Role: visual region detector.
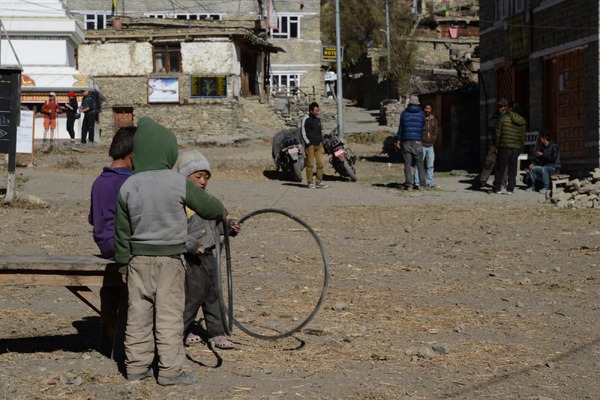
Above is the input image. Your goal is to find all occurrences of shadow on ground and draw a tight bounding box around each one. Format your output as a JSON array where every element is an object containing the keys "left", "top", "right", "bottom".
[
  {"left": 263, "top": 170, "right": 354, "bottom": 184},
  {"left": 0, "top": 316, "right": 101, "bottom": 354}
]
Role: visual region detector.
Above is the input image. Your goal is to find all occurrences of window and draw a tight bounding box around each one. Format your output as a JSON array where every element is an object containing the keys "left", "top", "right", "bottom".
[
  {"left": 514, "top": 0, "right": 525, "bottom": 12},
  {"left": 84, "top": 13, "right": 109, "bottom": 30},
  {"left": 270, "top": 15, "right": 300, "bottom": 39},
  {"left": 145, "top": 13, "right": 221, "bottom": 20},
  {"left": 153, "top": 44, "right": 181, "bottom": 73},
  {"left": 495, "top": 0, "right": 528, "bottom": 21},
  {"left": 269, "top": 72, "right": 300, "bottom": 95}
]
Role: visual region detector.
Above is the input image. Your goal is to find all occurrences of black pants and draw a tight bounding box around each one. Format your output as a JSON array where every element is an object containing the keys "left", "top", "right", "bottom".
[
  {"left": 493, "top": 148, "right": 520, "bottom": 192},
  {"left": 81, "top": 112, "right": 95, "bottom": 143},
  {"left": 479, "top": 145, "right": 507, "bottom": 186},
  {"left": 182, "top": 254, "right": 224, "bottom": 338},
  {"left": 66, "top": 117, "right": 76, "bottom": 140}
]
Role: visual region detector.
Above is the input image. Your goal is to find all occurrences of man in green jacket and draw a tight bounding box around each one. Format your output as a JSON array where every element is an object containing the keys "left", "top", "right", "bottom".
[{"left": 492, "top": 99, "right": 527, "bottom": 194}]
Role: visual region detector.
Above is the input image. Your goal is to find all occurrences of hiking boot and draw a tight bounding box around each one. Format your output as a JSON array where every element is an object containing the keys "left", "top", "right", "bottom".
[
  {"left": 316, "top": 182, "right": 328, "bottom": 189},
  {"left": 127, "top": 369, "right": 153, "bottom": 382},
  {"left": 157, "top": 371, "right": 198, "bottom": 386}
]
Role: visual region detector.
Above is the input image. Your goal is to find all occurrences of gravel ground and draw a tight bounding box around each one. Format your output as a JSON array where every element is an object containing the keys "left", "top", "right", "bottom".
[{"left": 1, "top": 120, "right": 599, "bottom": 400}]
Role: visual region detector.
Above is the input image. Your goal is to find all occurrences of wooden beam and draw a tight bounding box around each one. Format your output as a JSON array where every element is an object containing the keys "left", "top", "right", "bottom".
[
  {"left": 0, "top": 255, "right": 114, "bottom": 271},
  {"left": 0, "top": 273, "right": 121, "bottom": 287}
]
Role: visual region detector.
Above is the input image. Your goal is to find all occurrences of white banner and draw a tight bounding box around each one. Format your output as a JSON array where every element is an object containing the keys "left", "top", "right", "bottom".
[{"left": 17, "top": 110, "right": 34, "bottom": 154}]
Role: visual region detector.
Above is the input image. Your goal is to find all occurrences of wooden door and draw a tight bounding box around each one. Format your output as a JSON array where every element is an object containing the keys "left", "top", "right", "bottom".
[
  {"left": 545, "top": 49, "right": 585, "bottom": 158},
  {"left": 113, "top": 108, "right": 134, "bottom": 134}
]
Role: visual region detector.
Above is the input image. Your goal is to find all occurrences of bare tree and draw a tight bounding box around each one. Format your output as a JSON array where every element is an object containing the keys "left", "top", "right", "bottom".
[{"left": 321, "top": 0, "right": 417, "bottom": 92}]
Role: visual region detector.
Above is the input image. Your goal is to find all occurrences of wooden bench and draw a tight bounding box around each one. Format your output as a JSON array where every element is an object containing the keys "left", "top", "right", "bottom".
[
  {"left": 517, "top": 131, "right": 539, "bottom": 175},
  {"left": 0, "top": 255, "right": 123, "bottom": 355}
]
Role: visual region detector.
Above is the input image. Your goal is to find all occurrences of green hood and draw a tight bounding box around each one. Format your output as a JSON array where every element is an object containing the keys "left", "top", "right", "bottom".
[{"left": 132, "top": 117, "right": 179, "bottom": 173}]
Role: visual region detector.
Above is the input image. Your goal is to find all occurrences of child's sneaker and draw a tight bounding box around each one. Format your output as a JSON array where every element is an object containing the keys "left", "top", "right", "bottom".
[
  {"left": 157, "top": 371, "right": 198, "bottom": 386},
  {"left": 316, "top": 182, "right": 328, "bottom": 189}
]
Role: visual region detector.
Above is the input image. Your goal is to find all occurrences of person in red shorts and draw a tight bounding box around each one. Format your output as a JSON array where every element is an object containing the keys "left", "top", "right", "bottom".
[{"left": 42, "top": 92, "right": 60, "bottom": 144}]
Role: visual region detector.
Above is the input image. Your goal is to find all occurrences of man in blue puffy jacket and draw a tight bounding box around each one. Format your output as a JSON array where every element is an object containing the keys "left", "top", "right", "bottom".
[{"left": 396, "top": 95, "right": 426, "bottom": 190}]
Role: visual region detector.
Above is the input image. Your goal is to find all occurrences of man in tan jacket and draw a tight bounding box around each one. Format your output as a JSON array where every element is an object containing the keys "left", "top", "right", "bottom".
[{"left": 414, "top": 103, "right": 438, "bottom": 188}]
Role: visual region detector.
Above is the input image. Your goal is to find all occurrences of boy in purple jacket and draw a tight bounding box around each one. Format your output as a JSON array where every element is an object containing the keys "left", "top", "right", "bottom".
[
  {"left": 88, "top": 126, "right": 136, "bottom": 359},
  {"left": 89, "top": 126, "right": 136, "bottom": 258}
]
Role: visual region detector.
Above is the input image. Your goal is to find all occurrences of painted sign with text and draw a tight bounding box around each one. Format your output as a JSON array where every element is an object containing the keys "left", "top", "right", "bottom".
[{"left": 191, "top": 75, "right": 227, "bottom": 98}]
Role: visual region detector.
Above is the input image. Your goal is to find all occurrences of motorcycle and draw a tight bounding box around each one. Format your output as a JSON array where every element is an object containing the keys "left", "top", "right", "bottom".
[
  {"left": 272, "top": 128, "right": 305, "bottom": 182},
  {"left": 322, "top": 130, "right": 357, "bottom": 181}
]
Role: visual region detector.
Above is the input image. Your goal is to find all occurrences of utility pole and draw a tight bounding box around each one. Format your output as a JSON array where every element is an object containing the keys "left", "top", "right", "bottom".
[
  {"left": 335, "top": 0, "right": 344, "bottom": 140},
  {"left": 385, "top": 0, "right": 391, "bottom": 72}
]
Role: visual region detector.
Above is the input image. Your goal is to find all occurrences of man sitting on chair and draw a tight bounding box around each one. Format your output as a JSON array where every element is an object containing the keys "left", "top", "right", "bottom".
[{"left": 527, "top": 130, "right": 560, "bottom": 193}]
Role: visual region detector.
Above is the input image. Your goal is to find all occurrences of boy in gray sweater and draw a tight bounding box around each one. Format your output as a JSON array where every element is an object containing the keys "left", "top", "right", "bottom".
[{"left": 177, "top": 150, "right": 239, "bottom": 350}]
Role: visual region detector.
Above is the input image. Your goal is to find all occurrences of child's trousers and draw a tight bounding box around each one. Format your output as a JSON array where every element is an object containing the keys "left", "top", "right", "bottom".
[{"left": 125, "top": 255, "right": 186, "bottom": 379}]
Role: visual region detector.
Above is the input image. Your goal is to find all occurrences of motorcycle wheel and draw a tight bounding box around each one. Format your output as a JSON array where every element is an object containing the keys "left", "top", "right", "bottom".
[
  {"left": 293, "top": 161, "right": 303, "bottom": 182},
  {"left": 342, "top": 158, "right": 357, "bottom": 181}
]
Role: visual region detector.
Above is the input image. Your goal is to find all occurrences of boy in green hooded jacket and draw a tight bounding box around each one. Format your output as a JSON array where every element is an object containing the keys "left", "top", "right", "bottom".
[{"left": 114, "top": 117, "right": 226, "bottom": 386}]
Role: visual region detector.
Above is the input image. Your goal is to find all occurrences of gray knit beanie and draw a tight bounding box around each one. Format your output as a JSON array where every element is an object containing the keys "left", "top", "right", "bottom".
[{"left": 177, "top": 150, "right": 212, "bottom": 177}]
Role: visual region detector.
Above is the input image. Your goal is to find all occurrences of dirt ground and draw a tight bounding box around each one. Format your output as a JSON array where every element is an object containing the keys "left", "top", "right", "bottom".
[{"left": 1, "top": 134, "right": 600, "bottom": 400}]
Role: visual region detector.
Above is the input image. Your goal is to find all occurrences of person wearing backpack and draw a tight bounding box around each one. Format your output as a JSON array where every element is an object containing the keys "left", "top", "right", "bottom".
[{"left": 79, "top": 90, "right": 97, "bottom": 145}]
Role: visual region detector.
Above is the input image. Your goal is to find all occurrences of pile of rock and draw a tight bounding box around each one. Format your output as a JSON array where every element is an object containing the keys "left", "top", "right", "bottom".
[{"left": 548, "top": 168, "right": 600, "bottom": 209}]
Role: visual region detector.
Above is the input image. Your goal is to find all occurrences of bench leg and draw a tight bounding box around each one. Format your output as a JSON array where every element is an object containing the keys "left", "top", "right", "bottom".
[
  {"left": 99, "top": 286, "right": 123, "bottom": 357},
  {"left": 111, "top": 286, "right": 128, "bottom": 367}
]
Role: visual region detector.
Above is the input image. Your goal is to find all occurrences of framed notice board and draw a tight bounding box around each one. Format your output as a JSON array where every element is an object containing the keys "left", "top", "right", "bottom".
[
  {"left": 148, "top": 77, "right": 180, "bottom": 103},
  {"left": 191, "top": 75, "right": 227, "bottom": 98}
]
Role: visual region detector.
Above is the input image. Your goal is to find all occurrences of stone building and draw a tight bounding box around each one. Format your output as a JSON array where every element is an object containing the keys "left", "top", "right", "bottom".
[
  {"left": 479, "top": 0, "right": 599, "bottom": 175},
  {"left": 65, "top": 0, "right": 323, "bottom": 139}
]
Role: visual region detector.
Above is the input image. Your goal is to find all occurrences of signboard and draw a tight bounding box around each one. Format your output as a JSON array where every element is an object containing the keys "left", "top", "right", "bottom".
[
  {"left": 148, "top": 77, "right": 180, "bottom": 103},
  {"left": 322, "top": 46, "right": 343, "bottom": 63},
  {"left": 191, "top": 75, "right": 228, "bottom": 98},
  {"left": 0, "top": 68, "right": 21, "bottom": 154},
  {"left": 17, "top": 110, "right": 34, "bottom": 154},
  {"left": 0, "top": 67, "right": 22, "bottom": 204}
]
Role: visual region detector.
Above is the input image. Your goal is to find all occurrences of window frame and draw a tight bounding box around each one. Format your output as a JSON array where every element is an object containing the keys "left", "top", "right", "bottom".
[
  {"left": 270, "top": 15, "right": 301, "bottom": 39},
  {"left": 495, "top": 0, "right": 528, "bottom": 22},
  {"left": 84, "top": 13, "right": 109, "bottom": 30},
  {"left": 269, "top": 72, "right": 301, "bottom": 95},
  {"left": 152, "top": 44, "right": 182, "bottom": 74},
  {"left": 145, "top": 12, "right": 222, "bottom": 21},
  {"left": 514, "top": 0, "right": 526, "bottom": 12}
]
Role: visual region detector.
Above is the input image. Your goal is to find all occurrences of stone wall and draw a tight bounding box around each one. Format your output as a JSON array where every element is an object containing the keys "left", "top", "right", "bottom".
[
  {"left": 380, "top": 100, "right": 404, "bottom": 128},
  {"left": 94, "top": 76, "right": 242, "bottom": 141},
  {"left": 79, "top": 42, "right": 153, "bottom": 76},
  {"left": 413, "top": 39, "right": 478, "bottom": 67}
]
